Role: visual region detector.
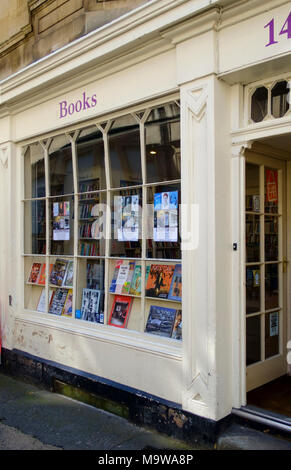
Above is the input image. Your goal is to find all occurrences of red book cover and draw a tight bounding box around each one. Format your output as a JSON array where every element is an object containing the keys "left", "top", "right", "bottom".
[
  {"left": 27, "top": 262, "right": 42, "bottom": 284},
  {"left": 108, "top": 295, "right": 133, "bottom": 329},
  {"left": 38, "top": 264, "right": 53, "bottom": 286}
]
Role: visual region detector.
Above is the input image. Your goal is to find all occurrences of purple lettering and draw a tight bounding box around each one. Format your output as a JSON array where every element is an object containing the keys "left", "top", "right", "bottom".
[
  {"left": 68, "top": 103, "right": 75, "bottom": 115},
  {"left": 59, "top": 100, "right": 68, "bottom": 118},
  {"left": 91, "top": 94, "right": 97, "bottom": 107},
  {"left": 75, "top": 100, "right": 82, "bottom": 112},
  {"left": 82, "top": 92, "right": 91, "bottom": 110}
]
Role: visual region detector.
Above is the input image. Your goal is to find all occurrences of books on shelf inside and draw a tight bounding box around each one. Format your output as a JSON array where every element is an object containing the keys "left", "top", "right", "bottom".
[
  {"left": 49, "top": 259, "right": 73, "bottom": 288},
  {"left": 145, "top": 264, "right": 176, "bottom": 300},
  {"left": 108, "top": 295, "right": 133, "bottom": 328},
  {"left": 38, "top": 287, "right": 73, "bottom": 316},
  {"left": 145, "top": 305, "right": 182, "bottom": 340},
  {"left": 27, "top": 262, "right": 42, "bottom": 284}
]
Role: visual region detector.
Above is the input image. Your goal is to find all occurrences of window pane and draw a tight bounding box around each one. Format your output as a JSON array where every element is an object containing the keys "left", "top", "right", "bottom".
[
  {"left": 265, "top": 168, "right": 279, "bottom": 214},
  {"left": 110, "top": 188, "right": 142, "bottom": 258},
  {"left": 245, "top": 163, "right": 260, "bottom": 212},
  {"left": 246, "top": 266, "right": 261, "bottom": 314},
  {"left": 251, "top": 87, "right": 268, "bottom": 123},
  {"left": 24, "top": 143, "right": 45, "bottom": 199},
  {"left": 24, "top": 200, "right": 46, "bottom": 255},
  {"left": 265, "top": 263, "right": 279, "bottom": 310},
  {"left": 76, "top": 258, "right": 105, "bottom": 324},
  {"left": 49, "top": 134, "right": 73, "bottom": 196},
  {"left": 108, "top": 115, "right": 142, "bottom": 188},
  {"left": 48, "top": 256, "right": 74, "bottom": 316},
  {"left": 145, "top": 103, "right": 180, "bottom": 183},
  {"left": 265, "top": 216, "right": 278, "bottom": 261},
  {"left": 146, "top": 183, "right": 181, "bottom": 259},
  {"left": 246, "top": 315, "right": 261, "bottom": 365},
  {"left": 271, "top": 81, "right": 289, "bottom": 118},
  {"left": 76, "top": 126, "right": 106, "bottom": 191},
  {"left": 50, "top": 196, "right": 74, "bottom": 255},
  {"left": 246, "top": 214, "right": 260, "bottom": 263},
  {"left": 78, "top": 192, "right": 106, "bottom": 256}
]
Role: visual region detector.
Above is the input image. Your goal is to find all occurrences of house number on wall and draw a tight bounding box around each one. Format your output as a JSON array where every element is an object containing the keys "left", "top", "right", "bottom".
[{"left": 265, "top": 11, "right": 291, "bottom": 47}]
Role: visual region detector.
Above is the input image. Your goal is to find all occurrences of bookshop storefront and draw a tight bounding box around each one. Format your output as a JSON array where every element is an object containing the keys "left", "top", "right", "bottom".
[{"left": 0, "top": 0, "right": 291, "bottom": 436}]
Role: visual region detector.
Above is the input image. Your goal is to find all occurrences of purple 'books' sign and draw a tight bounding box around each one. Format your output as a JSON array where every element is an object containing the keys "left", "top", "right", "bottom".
[{"left": 59, "top": 92, "right": 97, "bottom": 118}]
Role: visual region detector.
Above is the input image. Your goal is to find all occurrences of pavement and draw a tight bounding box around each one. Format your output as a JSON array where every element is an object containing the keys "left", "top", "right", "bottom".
[{"left": 0, "top": 371, "right": 291, "bottom": 451}]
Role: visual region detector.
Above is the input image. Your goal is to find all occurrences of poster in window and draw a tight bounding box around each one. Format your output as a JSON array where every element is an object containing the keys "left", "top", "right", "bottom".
[
  {"left": 115, "top": 195, "right": 139, "bottom": 242},
  {"left": 153, "top": 191, "right": 178, "bottom": 242},
  {"left": 53, "top": 201, "right": 70, "bottom": 241},
  {"left": 270, "top": 312, "right": 279, "bottom": 337}
]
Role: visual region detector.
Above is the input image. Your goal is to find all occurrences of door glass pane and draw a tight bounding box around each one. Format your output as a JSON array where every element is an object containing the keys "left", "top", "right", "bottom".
[
  {"left": 246, "top": 214, "right": 260, "bottom": 263},
  {"left": 265, "top": 263, "right": 279, "bottom": 310},
  {"left": 265, "top": 168, "right": 279, "bottom": 214},
  {"left": 108, "top": 114, "right": 142, "bottom": 189},
  {"left": 246, "top": 163, "right": 260, "bottom": 212},
  {"left": 246, "top": 266, "right": 261, "bottom": 314},
  {"left": 265, "top": 216, "right": 278, "bottom": 261},
  {"left": 265, "top": 312, "right": 280, "bottom": 359},
  {"left": 246, "top": 315, "right": 261, "bottom": 365}
]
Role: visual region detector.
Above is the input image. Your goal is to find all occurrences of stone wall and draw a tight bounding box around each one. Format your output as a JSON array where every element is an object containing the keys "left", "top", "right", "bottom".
[{"left": 0, "top": 0, "right": 150, "bottom": 80}]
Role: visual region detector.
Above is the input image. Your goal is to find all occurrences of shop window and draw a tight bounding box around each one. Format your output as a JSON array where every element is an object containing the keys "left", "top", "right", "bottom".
[
  {"left": 271, "top": 80, "right": 289, "bottom": 118},
  {"left": 251, "top": 87, "right": 268, "bottom": 123},
  {"left": 23, "top": 100, "right": 182, "bottom": 343}
]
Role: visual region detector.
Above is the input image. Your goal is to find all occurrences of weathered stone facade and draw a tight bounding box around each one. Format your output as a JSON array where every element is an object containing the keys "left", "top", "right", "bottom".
[{"left": 0, "top": 0, "right": 150, "bottom": 80}]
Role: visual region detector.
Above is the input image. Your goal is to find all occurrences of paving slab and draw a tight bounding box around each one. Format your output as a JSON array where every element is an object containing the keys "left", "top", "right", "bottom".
[{"left": 217, "top": 424, "right": 291, "bottom": 450}]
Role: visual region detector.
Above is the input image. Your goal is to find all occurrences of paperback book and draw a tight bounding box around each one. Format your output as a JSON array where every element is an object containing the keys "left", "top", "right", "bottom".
[
  {"left": 63, "top": 261, "right": 74, "bottom": 287},
  {"left": 129, "top": 265, "right": 150, "bottom": 296},
  {"left": 171, "top": 310, "right": 182, "bottom": 341},
  {"left": 48, "top": 288, "right": 68, "bottom": 315},
  {"left": 62, "top": 289, "right": 73, "bottom": 317},
  {"left": 109, "top": 260, "right": 135, "bottom": 294},
  {"left": 37, "top": 264, "right": 54, "bottom": 286},
  {"left": 81, "top": 288, "right": 102, "bottom": 323},
  {"left": 37, "top": 288, "right": 54, "bottom": 313},
  {"left": 145, "top": 264, "right": 175, "bottom": 299},
  {"left": 145, "top": 305, "right": 177, "bottom": 338},
  {"left": 50, "top": 259, "right": 69, "bottom": 287},
  {"left": 108, "top": 295, "right": 133, "bottom": 328},
  {"left": 168, "top": 264, "right": 182, "bottom": 302},
  {"left": 27, "top": 262, "right": 42, "bottom": 284}
]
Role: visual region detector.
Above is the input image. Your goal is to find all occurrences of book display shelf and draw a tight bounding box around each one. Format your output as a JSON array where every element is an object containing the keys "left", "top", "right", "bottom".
[{"left": 23, "top": 101, "right": 182, "bottom": 342}]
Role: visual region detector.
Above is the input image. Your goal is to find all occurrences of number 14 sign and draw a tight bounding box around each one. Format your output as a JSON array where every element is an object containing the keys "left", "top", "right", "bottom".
[{"left": 265, "top": 11, "right": 291, "bottom": 47}]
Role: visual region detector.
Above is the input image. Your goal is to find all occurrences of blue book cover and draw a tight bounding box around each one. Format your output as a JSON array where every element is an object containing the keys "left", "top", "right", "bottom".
[{"left": 168, "top": 264, "right": 182, "bottom": 301}]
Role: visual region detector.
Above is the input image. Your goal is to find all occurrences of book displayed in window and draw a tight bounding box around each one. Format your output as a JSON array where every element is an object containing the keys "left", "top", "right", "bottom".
[
  {"left": 37, "top": 288, "right": 54, "bottom": 313},
  {"left": 168, "top": 264, "right": 182, "bottom": 302},
  {"left": 81, "top": 288, "right": 102, "bottom": 323},
  {"left": 171, "top": 310, "right": 182, "bottom": 340},
  {"left": 27, "top": 262, "right": 42, "bottom": 284},
  {"left": 86, "top": 261, "right": 104, "bottom": 290},
  {"left": 153, "top": 191, "right": 178, "bottom": 242},
  {"left": 109, "top": 295, "right": 133, "bottom": 328},
  {"left": 109, "top": 260, "right": 135, "bottom": 294},
  {"left": 145, "top": 264, "right": 175, "bottom": 299},
  {"left": 129, "top": 265, "right": 150, "bottom": 296},
  {"left": 62, "top": 289, "right": 73, "bottom": 317},
  {"left": 37, "top": 263, "right": 54, "bottom": 286},
  {"left": 50, "top": 259, "right": 69, "bottom": 287},
  {"left": 115, "top": 195, "right": 139, "bottom": 242},
  {"left": 48, "top": 288, "right": 69, "bottom": 315},
  {"left": 53, "top": 201, "right": 70, "bottom": 241},
  {"left": 145, "top": 305, "right": 179, "bottom": 338},
  {"left": 63, "top": 261, "right": 74, "bottom": 287}
]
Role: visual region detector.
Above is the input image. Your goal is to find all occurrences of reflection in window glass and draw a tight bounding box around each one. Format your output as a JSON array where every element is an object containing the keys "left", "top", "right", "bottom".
[
  {"left": 110, "top": 188, "right": 142, "bottom": 258},
  {"left": 271, "top": 81, "right": 289, "bottom": 118},
  {"left": 245, "top": 163, "right": 260, "bottom": 212},
  {"left": 108, "top": 115, "right": 142, "bottom": 189},
  {"left": 251, "top": 87, "right": 268, "bottom": 123},
  {"left": 246, "top": 266, "right": 261, "bottom": 314},
  {"left": 76, "top": 127, "right": 106, "bottom": 192},
  {"left": 146, "top": 183, "right": 181, "bottom": 259},
  {"left": 145, "top": 103, "right": 180, "bottom": 183},
  {"left": 24, "top": 200, "right": 46, "bottom": 255},
  {"left": 246, "top": 315, "right": 261, "bottom": 365},
  {"left": 24, "top": 143, "right": 45, "bottom": 199},
  {"left": 50, "top": 196, "right": 74, "bottom": 256},
  {"left": 49, "top": 135, "right": 73, "bottom": 196}
]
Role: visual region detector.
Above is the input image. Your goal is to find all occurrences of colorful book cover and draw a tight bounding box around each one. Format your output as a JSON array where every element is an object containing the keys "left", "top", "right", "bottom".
[
  {"left": 168, "top": 264, "right": 182, "bottom": 301},
  {"left": 108, "top": 295, "right": 133, "bottom": 328},
  {"left": 48, "top": 288, "right": 68, "bottom": 315},
  {"left": 49, "top": 259, "right": 69, "bottom": 287},
  {"left": 109, "top": 260, "right": 123, "bottom": 293},
  {"left": 171, "top": 310, "right": 182, "bottom": 341},
  {"left": 145, "top": 264, "right": 175, "bottom": 299},
  {"left": 81, "top": 288, "right": 101, "bottom": 323},
  {"left": 37, "top": 264, "right": 53, "bottom": 286},
  {"left": 27, "top": 262, "right": 42, "bottom": 284},
  {"left": 129, "top": 265, "right": 150, "bottom": 296},
  {"left": 145, "top": 305, "right": 177, "bottom": 338},
  {"left": 62, "top": 289, "right": 73, "bottom": 317},
  {"left": 63, "top": 261, "right": 74, "bottom": 287},
  {"left": 37, "top": 288, "right": 54, "bottom": 313},
  {"left": 121, "top": 261, "right": 135, "bottom": 294}
]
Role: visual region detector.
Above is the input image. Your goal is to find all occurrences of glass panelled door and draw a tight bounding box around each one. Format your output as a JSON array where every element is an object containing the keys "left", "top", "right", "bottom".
[{"left": 245, "top": 154, "right": 287, "bottom": 392}]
